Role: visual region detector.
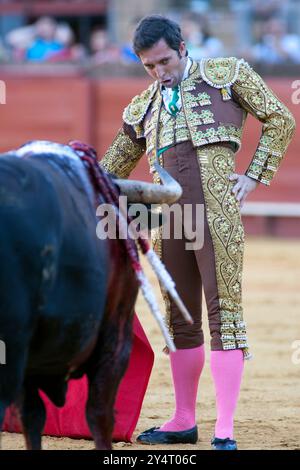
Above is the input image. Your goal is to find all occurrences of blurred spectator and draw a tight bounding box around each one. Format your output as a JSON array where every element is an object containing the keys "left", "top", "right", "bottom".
[
  {"left": 181, "top": 12, "right": 225, "bottom": 59},
  {"left": 250, "top": 0, "right": 285, "bottom": 20},
  {"left": 5, "top": 22, "right": 36, "bottom": 61},
  {"left": 230, "top": 0, "right": 291, "bottom": 48},
  {"left": 246, "top": 17, "right": 300, "bottom": 64},
  {"left": 50, "top": 23, "right": 86, "bottom": 62},
  {"left": 26, "top": 17, "right": 65, "bottom": 61},
  {"left": 250, "top": 0, "right": 290, "bottom": 43},
  {"left": 189, "top": 0, "right": 210, "bottom": 13},
  {"left": 89, "top": 28, "right": 120, "bottom": 64},
  {"left": 5, "top": 16, "right": 83, "bottom": 63},
  {"left": 120, "top": 43, "right": 139, "bottom": 64},
  {"left": 120, "top": 18, "right": 140, "bottom": 64}
]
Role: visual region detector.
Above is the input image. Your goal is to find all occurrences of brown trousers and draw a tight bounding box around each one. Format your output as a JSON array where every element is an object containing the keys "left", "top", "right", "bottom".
[{"left": 161, "top": 141, "right": 235, "bottom": 351}]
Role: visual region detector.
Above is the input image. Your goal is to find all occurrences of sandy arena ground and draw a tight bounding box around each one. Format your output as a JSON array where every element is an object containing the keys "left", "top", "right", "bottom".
[{"left": 2, "top": 237, "right": 300, "bottom": 450}]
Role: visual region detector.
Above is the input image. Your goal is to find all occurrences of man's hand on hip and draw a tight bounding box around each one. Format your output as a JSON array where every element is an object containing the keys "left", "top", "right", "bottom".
[{"left": 228, "top": 174, "right": 259, "bottom": 207}]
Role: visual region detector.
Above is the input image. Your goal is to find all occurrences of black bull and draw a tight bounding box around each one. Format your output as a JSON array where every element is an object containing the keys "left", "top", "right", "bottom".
[{"left": 0, "top": 150, "right": 141, "bottom": 450}]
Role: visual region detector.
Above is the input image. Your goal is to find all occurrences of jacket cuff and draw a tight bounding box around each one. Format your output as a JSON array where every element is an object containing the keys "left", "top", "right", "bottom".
[{"left": 245, "top": 145, "right": 283, "bottom": 186}]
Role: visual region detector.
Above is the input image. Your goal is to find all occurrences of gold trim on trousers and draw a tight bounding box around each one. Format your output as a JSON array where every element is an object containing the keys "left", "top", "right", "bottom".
[{"left": 153, "top": 142, "right": 250, "bottom": 359}]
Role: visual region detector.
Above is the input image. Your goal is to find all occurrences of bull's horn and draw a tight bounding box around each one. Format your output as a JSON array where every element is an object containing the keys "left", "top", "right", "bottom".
[{"left": 115, "top": 161, "right": 182, "bottom": 204}]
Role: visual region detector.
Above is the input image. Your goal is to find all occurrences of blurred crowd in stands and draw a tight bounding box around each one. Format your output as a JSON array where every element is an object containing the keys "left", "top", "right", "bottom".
[{"left": 0, "top": 0, "right": 300, "bottom": 66}]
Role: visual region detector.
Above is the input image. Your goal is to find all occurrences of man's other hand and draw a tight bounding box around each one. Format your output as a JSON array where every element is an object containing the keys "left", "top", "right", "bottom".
[{"left": 228, "top": 174, "right": 259, "bottom": 207}]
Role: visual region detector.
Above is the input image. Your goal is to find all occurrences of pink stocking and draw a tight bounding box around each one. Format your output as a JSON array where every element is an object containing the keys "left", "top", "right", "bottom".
[
  {"left": 159, "top": 344, "right": 205, "bottom": 432},
  {"left": 210, "top": 349, "right": 244, "bottom": 439}
]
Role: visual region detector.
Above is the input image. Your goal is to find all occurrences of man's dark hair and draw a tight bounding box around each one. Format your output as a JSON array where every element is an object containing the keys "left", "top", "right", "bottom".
[{"left": 133, "top": 15, "right": 186, "bottom": 56}]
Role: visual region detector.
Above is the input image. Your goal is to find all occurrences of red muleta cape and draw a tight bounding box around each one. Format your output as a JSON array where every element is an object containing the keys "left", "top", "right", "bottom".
[{"left": 3, "top": 314, "right": 153, "bottom": 442}]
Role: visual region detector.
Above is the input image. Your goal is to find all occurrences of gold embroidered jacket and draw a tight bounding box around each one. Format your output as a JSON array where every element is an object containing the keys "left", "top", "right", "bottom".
[{"left": 101, "top": 57, "right": 296, "bottom": 186}]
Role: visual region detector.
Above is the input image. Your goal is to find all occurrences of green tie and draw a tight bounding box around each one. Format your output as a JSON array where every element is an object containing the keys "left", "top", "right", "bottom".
[{"left": 168, "top": 86, "right": 179, "bottom": 116}]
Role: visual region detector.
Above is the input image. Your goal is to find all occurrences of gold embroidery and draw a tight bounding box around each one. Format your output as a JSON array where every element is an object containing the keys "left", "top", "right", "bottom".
[
  {"left": 157, "top": 106, "right": 190, "bottom": 149},
  {"left": 198, "top": 92, "right": 212, "bottom": 106},
  {"left": 184, "top": 91, "right": 203, "bottom": 108},
  {"left": 123, "top": 82, "right": 158, "bottom": 127},
  {"left": 100, "top": 128, "right": 145, "bottom": 179},
  {"left": 189, "top": 124, "right": 242, "bottom": 149},
  {"left": 196, "top": 145, "right": 250, "bottom": 359},
  {"left": 181, "top": 83, "right": 243, "bottom": 150},
  {"left": 232, "top": 60, "right": 296, "bottom": 185},
  {"left": 145, "top": 93, "right": 162, "bottom": 158},
  {"left": 200, "top": 57, "right": 241, "bottom": 88},
  {"left": 199, "top": 109, "right": 215, "bottom": 124}
]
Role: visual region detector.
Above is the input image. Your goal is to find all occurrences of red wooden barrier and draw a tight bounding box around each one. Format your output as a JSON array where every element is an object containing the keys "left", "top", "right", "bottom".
[{"left": 0, "top": 76, "right": 93, "bottom": 150}]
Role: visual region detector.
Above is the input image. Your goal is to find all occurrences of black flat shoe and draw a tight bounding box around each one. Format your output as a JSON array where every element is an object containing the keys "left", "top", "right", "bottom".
[{"left": 136, "top": 426, "right": 198, "bottom": 445}]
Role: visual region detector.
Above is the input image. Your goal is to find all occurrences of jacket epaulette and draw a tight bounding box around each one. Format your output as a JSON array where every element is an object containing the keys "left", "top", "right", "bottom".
[
  {"left": 123, "top": 82, "right": 159, "bottom": 126},
  {"left": 200, "top": 57, "right": 247, "bottom": 89}
]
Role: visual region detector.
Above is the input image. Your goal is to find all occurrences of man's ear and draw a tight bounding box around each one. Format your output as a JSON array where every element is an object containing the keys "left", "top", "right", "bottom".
[{"left": 179, "top": 41, "right": 186, "bottom": 58}]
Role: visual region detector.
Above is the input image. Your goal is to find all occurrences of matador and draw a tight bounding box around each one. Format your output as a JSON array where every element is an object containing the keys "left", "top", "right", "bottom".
[{"left": 100, "top": 15, "right": 295, "bottom": 450}]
